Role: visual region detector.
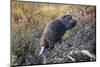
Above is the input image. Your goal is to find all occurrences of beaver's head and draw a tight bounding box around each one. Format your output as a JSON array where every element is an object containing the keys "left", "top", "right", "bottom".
[{"left": 62, "top": 15, "right": 77, "bottom": 29}]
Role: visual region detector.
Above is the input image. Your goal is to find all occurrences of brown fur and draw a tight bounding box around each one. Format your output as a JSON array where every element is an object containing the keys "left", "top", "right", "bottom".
[{"left": 40, "top": 34, "right": 48, "bottom": 46}]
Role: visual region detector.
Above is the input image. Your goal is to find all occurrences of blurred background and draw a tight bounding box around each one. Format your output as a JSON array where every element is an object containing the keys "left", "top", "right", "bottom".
[{"left": 11, "top": 0, "right": 96, "bottom": 66}]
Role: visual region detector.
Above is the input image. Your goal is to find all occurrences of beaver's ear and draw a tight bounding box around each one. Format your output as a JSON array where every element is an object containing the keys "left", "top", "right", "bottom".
[
  {"left": 62, "top": 15, "right": 66, "bottom": 19},
  {"left": 62, "top": 15, "right": 72, "bottom": 21}
]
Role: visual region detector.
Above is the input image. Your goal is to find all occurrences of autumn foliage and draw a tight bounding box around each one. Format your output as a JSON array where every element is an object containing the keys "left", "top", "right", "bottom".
[{"left": 11, "top": 0, "right": 96, "bottom": 66}]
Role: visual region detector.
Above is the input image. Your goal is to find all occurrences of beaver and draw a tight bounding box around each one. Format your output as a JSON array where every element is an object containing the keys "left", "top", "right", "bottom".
[{"left": 39, "top": 15, "right": 77, "bottom": 55}]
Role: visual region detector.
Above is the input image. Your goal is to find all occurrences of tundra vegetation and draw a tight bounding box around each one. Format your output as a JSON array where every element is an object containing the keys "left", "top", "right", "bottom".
[{"left": 11, "top": 0, "right": 96, "bottom": 66}]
